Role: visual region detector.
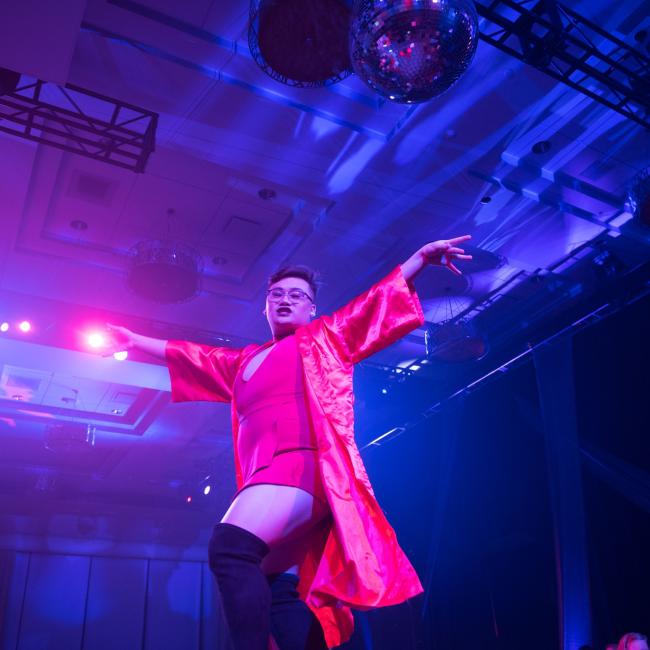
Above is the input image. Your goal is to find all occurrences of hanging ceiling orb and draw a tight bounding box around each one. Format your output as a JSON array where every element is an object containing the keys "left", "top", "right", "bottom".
[
  {"left": 249, "top": 0, "right": 353, "bottom": 87},
  {"left": 127, "top": 240, "right": 203, "bottom": 303},
  {"left": 350, "top": 0, "right": 479, "bottom": 103}
]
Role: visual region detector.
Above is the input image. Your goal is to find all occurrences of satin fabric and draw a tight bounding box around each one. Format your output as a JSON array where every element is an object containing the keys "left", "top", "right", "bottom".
[
  {"left": 166, "top": 265, "right": 425, "bottom": 648},
  {"left": 234, "top": 334, "right": 315, "bottom": 484}
]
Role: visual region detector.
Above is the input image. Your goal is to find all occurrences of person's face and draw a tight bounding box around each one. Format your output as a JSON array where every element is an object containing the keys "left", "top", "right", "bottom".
[
  {"left": 628, "top": 641, "right": 649, "bottom": 650},
  {"left": 264, "top": 276, "right": 316, "bottom": 339}
]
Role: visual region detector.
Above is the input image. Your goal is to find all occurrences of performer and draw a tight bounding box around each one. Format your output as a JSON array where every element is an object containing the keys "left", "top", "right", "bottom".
[{"left": 105, "top": 236, "right": 472, "bottom": 650}]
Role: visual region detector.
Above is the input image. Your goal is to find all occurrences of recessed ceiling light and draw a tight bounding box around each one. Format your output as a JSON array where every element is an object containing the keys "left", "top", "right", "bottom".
[
  {"left": 532, "top": 140, "right": 551, "bottom": 154},
  {"left": 258, "top": 188, "right": 276, "bottom": 200},
  {"left": 212, "top": 256, "right": 227, "bottom": 266},
  {"left": 70, "top": 219, "right": 88, "bottom": 230}
]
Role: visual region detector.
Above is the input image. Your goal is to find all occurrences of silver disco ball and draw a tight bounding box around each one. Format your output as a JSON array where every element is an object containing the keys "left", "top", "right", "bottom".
[{"left": 350, "top": 0, "right": 479, "bottom": 103}]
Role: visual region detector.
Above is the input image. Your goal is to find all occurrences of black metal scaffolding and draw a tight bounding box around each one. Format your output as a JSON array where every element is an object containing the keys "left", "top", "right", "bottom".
[
  {"left": 475, "top": 0, "right": 650, "bottom": 130},
  {"left": 0, "top": 75, "right": 158, "bottom": 172}
]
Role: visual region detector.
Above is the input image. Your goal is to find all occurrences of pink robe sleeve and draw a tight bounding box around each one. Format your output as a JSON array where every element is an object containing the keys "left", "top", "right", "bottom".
[
  {"left": 165, "top": 340, "right": 245, "bottom": 403},
  {"left": 318, "top": 265, "right": 425, "bottom": 364}
]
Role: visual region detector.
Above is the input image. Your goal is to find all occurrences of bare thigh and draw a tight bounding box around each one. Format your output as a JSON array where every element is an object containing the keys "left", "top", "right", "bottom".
[{"left": 220, "top": 484, "right": 331, "bottom": 575}]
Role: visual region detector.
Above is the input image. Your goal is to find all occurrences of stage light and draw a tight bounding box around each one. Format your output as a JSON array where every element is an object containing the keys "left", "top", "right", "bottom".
[
  {"left": 87, "top": 332, "right": 105, "bottom": 348},
  {"left": 203, "top": 485, "right": 211, "bottom": 496},
  {"left": 18, "top": 320, "right": 31, "bottom": 333},
  {"left": 186, "top": 496, "right": 192, "bottom": 504},
  {"left": 113, "top": 351, "right": 128, "bottom": 361},
  {"left": 0, "top": 322, "right": 9, "bottom": 332},
  {"left": 381, "top": 388, "right": 388, "bottom": 395}
]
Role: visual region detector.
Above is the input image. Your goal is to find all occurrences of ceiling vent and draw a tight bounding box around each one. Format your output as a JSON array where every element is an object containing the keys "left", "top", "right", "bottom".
[{"left": 67, "top": 170, "right": 116, "bottom": 206}]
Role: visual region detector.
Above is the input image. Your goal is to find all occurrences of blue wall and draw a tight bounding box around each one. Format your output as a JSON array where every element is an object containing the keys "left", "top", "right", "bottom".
[{"left": 0, "top": 550, "right": 230, "bottom": 650}]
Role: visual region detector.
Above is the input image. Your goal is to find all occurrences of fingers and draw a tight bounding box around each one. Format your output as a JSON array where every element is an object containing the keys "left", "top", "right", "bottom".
[
  {"left": 447, "top": 262, "right": 462, "bottom": 275},
  {"left": 445, "top": 247, "right": 473, "bottom": 261},
  {"left": 447, "top": 235, "right": 472, "bottom": 245}
]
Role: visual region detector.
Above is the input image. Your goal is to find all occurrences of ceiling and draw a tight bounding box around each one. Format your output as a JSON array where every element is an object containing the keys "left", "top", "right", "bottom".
[{"left": 0, "top": 0, "right": 648, "bottom": 556}]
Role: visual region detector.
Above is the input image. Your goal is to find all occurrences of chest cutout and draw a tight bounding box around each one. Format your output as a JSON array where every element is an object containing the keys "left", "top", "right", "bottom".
[{"left": 242, "top": 344, "right": 276, "bottom": 382}]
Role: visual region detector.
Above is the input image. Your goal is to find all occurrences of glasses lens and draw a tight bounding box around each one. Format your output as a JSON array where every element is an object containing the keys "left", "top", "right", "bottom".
[{"left": 268, "top": 289, "right": 309, "bottom": 302}]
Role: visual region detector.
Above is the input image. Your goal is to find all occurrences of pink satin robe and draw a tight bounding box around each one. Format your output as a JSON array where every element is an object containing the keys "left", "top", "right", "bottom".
[{"left": 165, "top": 265, "right": 425, "bottom": 648}]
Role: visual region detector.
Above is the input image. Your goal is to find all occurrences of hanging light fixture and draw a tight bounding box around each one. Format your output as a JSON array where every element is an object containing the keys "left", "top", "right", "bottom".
[
  {"left": 425, "top": 320, "right": 487, "bottom": 362},
  {"left": 627, "top": 167, "right": 650, "bottom": 228},
  {"left": 44, "top": 423, "right": 96, "bottom": 453},
  {"left": 249, "top": 0, "right": 353, "bottom": 86},
  {"left": 127, "top": 239, "right": 203, "bottom": 303}
]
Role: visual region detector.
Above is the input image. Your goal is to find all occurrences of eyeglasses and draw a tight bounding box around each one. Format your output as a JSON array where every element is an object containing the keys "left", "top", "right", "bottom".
[{"left": 266, "top": 288, "right": 313, "bottom": 303}]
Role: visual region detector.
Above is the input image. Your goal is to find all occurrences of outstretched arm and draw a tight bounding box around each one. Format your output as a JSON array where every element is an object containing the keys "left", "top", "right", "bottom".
[
  {"left": 400, "top": 235, "right": 473, "bottom": 287},
  {"left": 104, "top": 324, "right": 246, "bottom": 403},
  {"left": 315, "top": 234, "right": 473, "bottom": 363}
]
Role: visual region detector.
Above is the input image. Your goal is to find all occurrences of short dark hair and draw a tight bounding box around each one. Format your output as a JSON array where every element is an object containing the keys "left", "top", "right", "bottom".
[{"left": 268, "top": 265, "right": 319, "bottom": 299}]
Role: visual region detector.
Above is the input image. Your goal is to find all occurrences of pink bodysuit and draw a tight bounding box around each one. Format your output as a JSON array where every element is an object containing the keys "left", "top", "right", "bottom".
[{"left": 232, "top": 334, "right": 327, "bottom": 506}]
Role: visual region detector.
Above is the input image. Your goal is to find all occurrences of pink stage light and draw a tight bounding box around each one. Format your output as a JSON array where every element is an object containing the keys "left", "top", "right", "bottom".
[
  {"left": 18, "top": 321, "right": 31, "bottom": 333},
  {"left": 87, "top": 332, "right": 106, "bottom": 348},
  {"left": 0, "top": 322, "right": 9, "bottom": 332},
  {"left": 186, "top": 496, "right": 192, "bottom": 504},
  {"left": 113, "top": 350, "right": 128, "bottom": 361}
]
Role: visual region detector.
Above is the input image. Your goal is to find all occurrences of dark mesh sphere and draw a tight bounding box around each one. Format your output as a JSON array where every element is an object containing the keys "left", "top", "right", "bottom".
[
  {"left": 250, "top": 0, "right": 352, "bottom": 86},
  {"left": 351, "top": 0, "right": 479, "bottom": 103}
]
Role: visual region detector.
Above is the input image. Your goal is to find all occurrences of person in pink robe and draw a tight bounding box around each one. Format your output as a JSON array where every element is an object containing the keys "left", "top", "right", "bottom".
[{"left": 105, "top": 236, "right": 472, "bottom": 649}]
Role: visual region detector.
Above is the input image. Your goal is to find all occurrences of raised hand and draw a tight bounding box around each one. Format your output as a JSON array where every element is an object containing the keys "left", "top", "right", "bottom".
[
  {"left": 419, "top": 235, "right": 473, "bottom": 275},
  {"left": 102, "top": 323, "right": 136, "bottom": 357}
]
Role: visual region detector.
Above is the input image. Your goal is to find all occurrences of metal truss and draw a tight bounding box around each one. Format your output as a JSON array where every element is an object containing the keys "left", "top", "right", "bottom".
[
  {"left": 0, "top": 76, "right": 158, "bottom": 172},
  {"left": 361, "top": 260, "right": 650, "bottom": 450},
  {"left": 475, "top": 0, "right": 650, "bottom": 129}
]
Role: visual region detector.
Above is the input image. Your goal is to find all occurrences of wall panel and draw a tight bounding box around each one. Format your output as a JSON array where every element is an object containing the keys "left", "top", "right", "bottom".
[
  {"left": 82, "top": 556, "right": 148, "bottom": 650},
  {"left": 144, "top": 560, "right": 202, "bottom": 650},
  {"left": 18, "top": 554, "right": 90, "bottom": 650}
]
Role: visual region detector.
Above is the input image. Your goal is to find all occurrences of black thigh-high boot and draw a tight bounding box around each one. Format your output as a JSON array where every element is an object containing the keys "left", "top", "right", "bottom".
[
  {"left": 208, "top": 522, "right": 272, "bottom": 650},
  {"left": 267, "top": 572, "right": 328, "bottom": 650}
]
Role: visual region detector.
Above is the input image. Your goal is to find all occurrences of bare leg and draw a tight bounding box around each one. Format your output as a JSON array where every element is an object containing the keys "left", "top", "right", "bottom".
[
  {"left": 219, "top": 485, "right": 331, "bottom": 649},
  {"left": 220, "top": 484, "right": 331, "bottom": 551}
]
